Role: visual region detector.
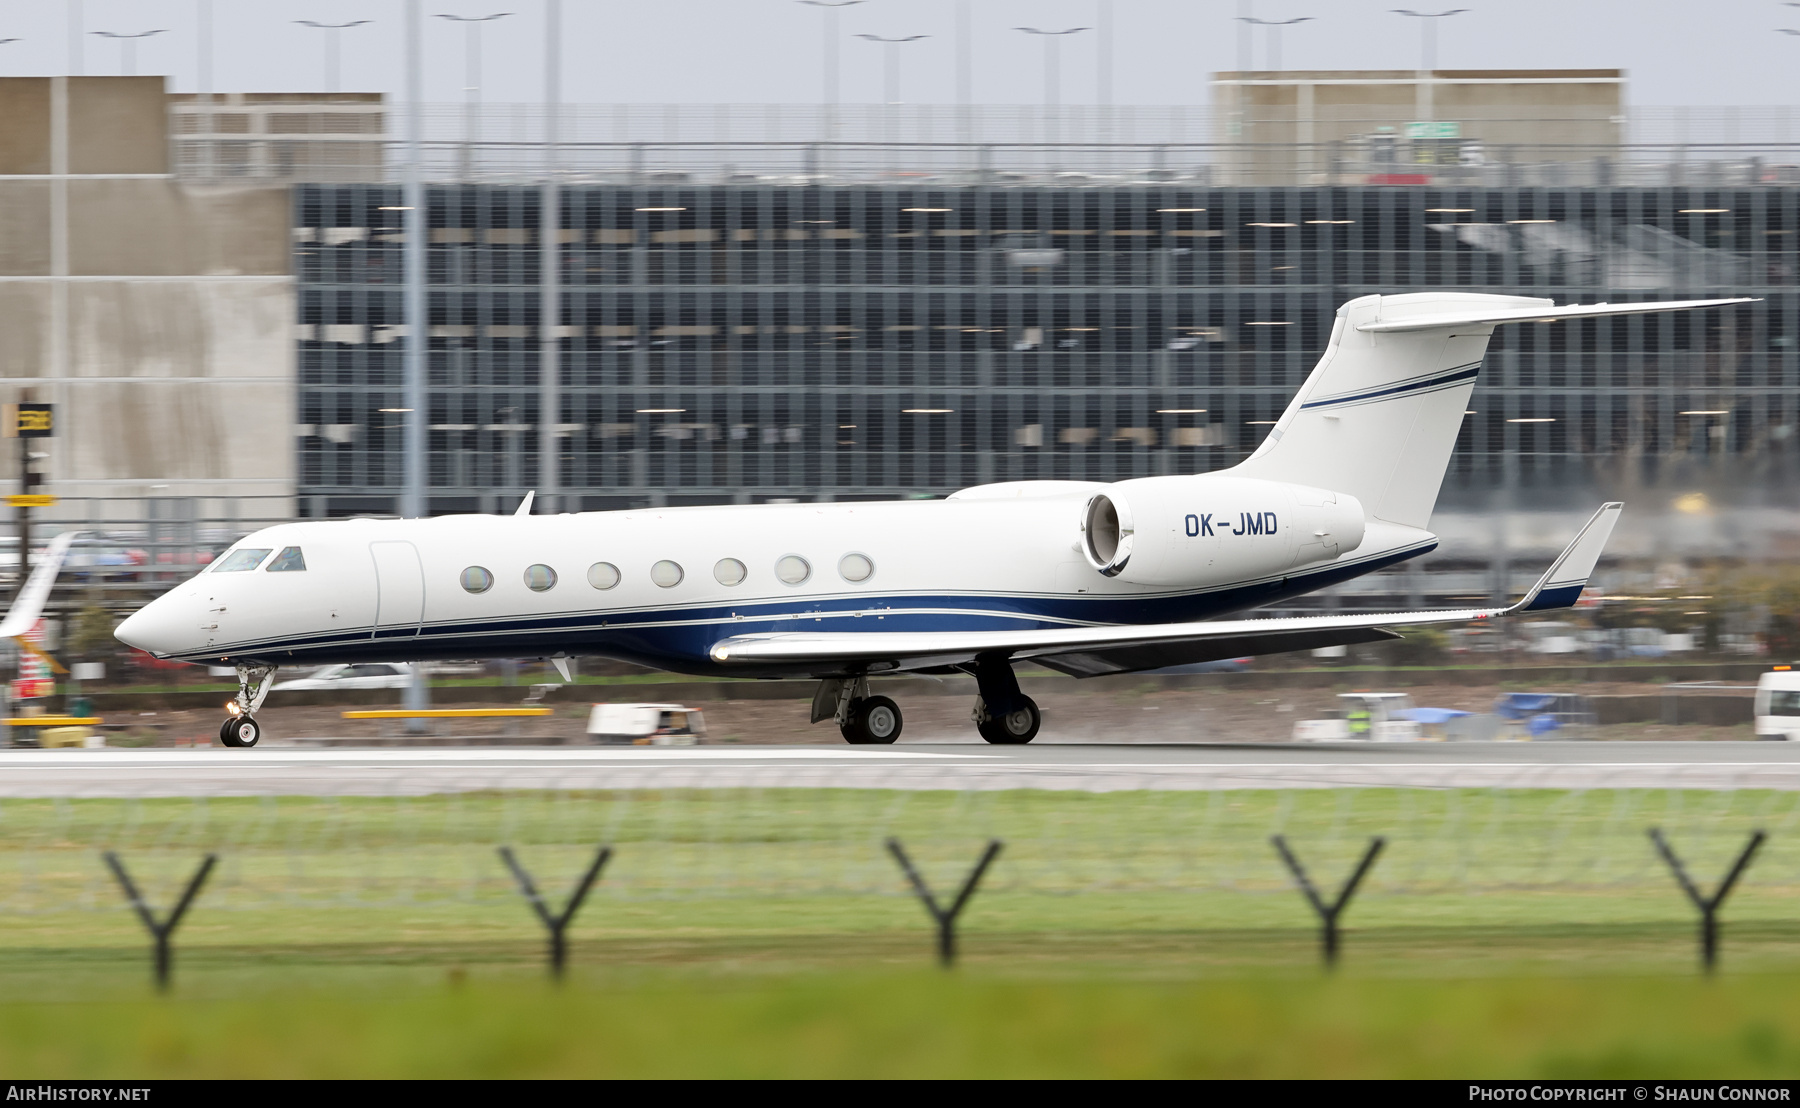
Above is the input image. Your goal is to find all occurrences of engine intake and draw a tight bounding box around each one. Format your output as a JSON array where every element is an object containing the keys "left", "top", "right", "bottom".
[{"left": 1082, "top": 494, "right": 1133, "bottom": 576}]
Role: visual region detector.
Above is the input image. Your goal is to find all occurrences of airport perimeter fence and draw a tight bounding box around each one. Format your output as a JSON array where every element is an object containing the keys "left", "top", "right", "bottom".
[{"left": 1, "top": 782, "right": 1798, "bottom": 921}]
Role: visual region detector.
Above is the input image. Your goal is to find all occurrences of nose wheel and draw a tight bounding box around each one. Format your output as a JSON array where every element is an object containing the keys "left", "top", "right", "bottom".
[
  {"left": 219, "top": 715, "right": 261, "bottom": 748},
  {"left": 219, "top": 663, "right": 277, "bottom": 749}
]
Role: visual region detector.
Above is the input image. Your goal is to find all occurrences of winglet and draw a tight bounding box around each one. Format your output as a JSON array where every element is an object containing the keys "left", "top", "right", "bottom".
[
  {"left": 515, "top": 491, "right": 536, "bottom": 517},
  {"left": 0, "top": 530, "right": 79, "bottom": 640},
  {"left": 1507, "top": 503, "right": 1622, "bottom": 614}
]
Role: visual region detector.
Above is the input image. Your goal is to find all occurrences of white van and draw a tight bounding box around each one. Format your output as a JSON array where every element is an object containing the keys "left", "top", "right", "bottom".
[
  {"left": 587, "top": 703, "right": 707, "bottom": 745},
  {"left": 1754, "top": 669, "right": 1800, "bottom": 740}
]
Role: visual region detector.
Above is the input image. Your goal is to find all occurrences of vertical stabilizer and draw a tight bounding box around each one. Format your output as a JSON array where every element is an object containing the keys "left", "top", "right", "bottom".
[{"left": 1231, "top": 292, "right": 1547, "bottom": 530}]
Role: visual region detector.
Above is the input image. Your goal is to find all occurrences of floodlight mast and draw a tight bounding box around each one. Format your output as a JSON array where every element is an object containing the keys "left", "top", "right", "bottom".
[
  {"left": 437, "top": 12, "right": 513, "bottom": 179},
  {"left": 295, "top": 19, "right": 374, "bottom": 94},
  {"left": 91, "top": 29, "right": 167, "bottom": 77},
  {"left": 1014, "top": 26, "right": 1088, "bottom": 152},
  {"left": 1235, "top": 16, "right": 1313, "bottom": 72},
  {"left": 798, "top": 1, "right": 864, "bottom": 145},
  {"left": 1391, "top": 9, "right": 1468, "bottom": 122},
  {"left": 540, "top": 0, "right": 562, "bottom": 514}
]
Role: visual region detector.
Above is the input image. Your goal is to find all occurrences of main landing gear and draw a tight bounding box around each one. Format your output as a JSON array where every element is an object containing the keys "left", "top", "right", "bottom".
[
  {"left": 219, "top": 663, "right": 276, "bottom": 748},
  {"left": 966, "top": 657, "right": 1040, "bottom": 745},
  {"left": 813, "top": 676, "right": 904, "bottom": 744},
  {"left": 810, "top": 658, "right": 1042, "bottom": 745}
]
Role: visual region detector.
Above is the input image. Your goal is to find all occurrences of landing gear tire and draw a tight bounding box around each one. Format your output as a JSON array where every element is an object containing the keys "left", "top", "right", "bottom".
[
  {"left": 219, "top": 715, "right": 261, "bottom": 748},
  {"left": 976, "top": 695, "right": 1040, "bottom": 745},
  {"left": 841, "top": 695, "right": 903, "bottom": 745}
]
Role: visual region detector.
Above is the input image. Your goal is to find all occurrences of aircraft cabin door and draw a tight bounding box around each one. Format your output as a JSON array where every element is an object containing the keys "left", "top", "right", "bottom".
[{"left": 369, "top": 541, "right": 425, "bottom": 639}]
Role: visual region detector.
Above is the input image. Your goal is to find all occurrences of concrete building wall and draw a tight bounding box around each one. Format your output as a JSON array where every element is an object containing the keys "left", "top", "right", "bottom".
[
  {"left": 1214, "top": 69, "right": 1626, "bottom": 185},
  {"left": 0, "top": 77, "right": 295, "bottom": 517}
]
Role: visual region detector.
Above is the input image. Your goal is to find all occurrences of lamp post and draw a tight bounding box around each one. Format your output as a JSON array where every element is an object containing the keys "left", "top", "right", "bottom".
[
  {"left": 855, "top": 34, "right": 928, "bottom": 150},
  {"left": 539, "top": 0, "right": 561, "bottom": 515},
  {"left": 1014, "top": 26, "right": 1089, "bottom": 152},
  {"left": 1392, "top": 9, "right": 1467, "bottom": 124},
  {"left": 1235, "top": 16, "right": 1311, "bottom": 71},
  {"left": 402, "top": 0, "right": 428, "bottom": 719},
  {"left": 436, "top": 12, "right": 512, "bottom": 180},
  {"left": 798, "top": 1, "right": 864, "bottom": 145},
  {"left": 69, "top": 0, "right": 82, "bottom": 76},
  {"left": 1392, "top": 8, "right": 1468, "bottom": 72},
  {"left": 91, "top": 30, "right": 167, "bottom": 77},
  {"left": 295, "top": 19, "right": 373, "bottom": 94}
]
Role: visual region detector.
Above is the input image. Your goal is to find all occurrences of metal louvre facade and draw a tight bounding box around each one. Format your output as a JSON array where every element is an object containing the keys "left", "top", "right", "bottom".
[{"left": 293, "top": 184, "right": 1797, "bottom": 551}]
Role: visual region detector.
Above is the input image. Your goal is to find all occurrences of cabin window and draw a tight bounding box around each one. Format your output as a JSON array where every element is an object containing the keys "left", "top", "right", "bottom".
[
  {"left": 775, "top": 554, "right": 811, "bottom": 585},
  {"left": 524, "top": 564, "right": 558, "bottom": 592},
  {"left": 838, "top": 553, "right": 874, "bottom": 582},
  {"left": 651, "top": 559, "right": 684, "bottom": 588},
  {"left": 588, "top": 562, "right": 621, "bottom": 590},
  {"left": 460, "top": 566, "right": 494, "bottom": 593},
  {"left": 213, "top": 547, "right": 272, "bottom": 572},
  {"left": 266, "top": 546, "right": 307, "bottom": 572},
  {"left": 1771, "top": 690, "right": 1800, "bottom": 717},
  {"left": 713, "top": 558, "right": 747, "bottom": 586}
]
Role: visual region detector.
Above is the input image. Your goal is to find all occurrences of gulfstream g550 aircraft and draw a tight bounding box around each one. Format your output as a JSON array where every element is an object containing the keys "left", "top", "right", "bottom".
[{"left": 115, "top": 292, "right": 1750, "bottom": 748}]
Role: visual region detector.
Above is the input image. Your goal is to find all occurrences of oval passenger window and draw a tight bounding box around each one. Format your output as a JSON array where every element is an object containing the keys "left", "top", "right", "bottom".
[
  {"left": 838, "top": 553, "right": 874, "bottom": 582},
  {"left": 651, "top": 559, "right": 684, "bottom": 588},
  {"left": 775, "top": 554, "right": 811, "bottom": 585},
  {"left": 524, "top": 564, "right": 558, "bottom": 592},
  {"left": 588, "top": 562, "right": 621, "bottom": 590},
  {"left": 460, "top": 566, "right": 494, "bottom": 593},
  {"left": 714, "top": 558, "right": 747, "bottom": 586}
]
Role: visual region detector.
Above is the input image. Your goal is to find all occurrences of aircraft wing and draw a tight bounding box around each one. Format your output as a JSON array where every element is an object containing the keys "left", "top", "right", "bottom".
[
  {"left": 0, "top": 530, "right": 79, "bottom": 641},
  {"left": 709, "top": 504, "right": 1622, "bottom": 678}
]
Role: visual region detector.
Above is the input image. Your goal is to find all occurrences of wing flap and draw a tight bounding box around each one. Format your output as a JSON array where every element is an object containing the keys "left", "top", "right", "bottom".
[{"left": 1033, "top": 626, "right": 1400, "bottom": 678}]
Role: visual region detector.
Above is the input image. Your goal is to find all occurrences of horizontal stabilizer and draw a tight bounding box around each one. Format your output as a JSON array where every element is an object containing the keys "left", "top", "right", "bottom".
[{"left": 1356, "top": 297, "right": 1755, "bottom": 333}]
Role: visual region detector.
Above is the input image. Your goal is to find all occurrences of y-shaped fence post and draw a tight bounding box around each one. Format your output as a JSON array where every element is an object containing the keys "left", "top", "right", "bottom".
[
  {"left": 1649, "top": 828, "right": 1765, "bottom": 974},
  {"left": 498, "top": 845, "right": 612, "bottom": 979},
  {"left": 102, "top": 851, "right": 216, "bottom": 992},
  {"left": 886, "top": 838, "right": 1003, "bottom": 967},
  {"left": 1270, "top": 835, "right": 1385, "bottom": 969}
]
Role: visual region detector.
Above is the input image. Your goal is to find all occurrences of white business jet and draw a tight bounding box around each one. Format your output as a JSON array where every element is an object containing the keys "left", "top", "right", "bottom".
[{"left": 114, "top": 292, "right": 1750, "bottom": 748}]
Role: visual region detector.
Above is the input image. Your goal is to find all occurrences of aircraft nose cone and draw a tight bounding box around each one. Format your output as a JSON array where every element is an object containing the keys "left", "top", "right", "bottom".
[{"left": 115, "top": 596, "right": 192, "bottom": 657}]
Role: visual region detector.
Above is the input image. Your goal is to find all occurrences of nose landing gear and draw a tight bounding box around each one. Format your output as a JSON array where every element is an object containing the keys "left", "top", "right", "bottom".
[{"left": 219, "top": 664, "right": 276, "bottom": 749}]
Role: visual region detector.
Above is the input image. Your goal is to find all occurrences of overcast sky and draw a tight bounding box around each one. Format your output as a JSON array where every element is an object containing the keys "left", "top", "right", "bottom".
[{"left": 6, "top": 1, "right": 1796, "bottom": 106}]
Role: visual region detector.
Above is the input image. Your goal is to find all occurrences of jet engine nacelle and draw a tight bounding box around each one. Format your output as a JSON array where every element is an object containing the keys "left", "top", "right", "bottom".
[{"left": 1079, "top": 475, "right": 1365, "bottom": 587}]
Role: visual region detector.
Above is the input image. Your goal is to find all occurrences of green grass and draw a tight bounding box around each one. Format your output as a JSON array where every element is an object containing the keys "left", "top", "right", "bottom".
[
  {"left": 3, "top": 788, "right": 1800, "bottom": 1076},
  {"left": 5, "top": 972, "right": 1800, "bottom": 1077}
]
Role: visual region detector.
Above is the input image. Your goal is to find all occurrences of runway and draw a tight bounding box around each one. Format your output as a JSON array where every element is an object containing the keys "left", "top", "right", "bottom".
[{"left": 1, "top": 741, "right": 1798, "bottom": 796}]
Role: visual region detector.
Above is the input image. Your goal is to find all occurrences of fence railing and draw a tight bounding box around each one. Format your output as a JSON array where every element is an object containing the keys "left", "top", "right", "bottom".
[{"left": 174, "top": 136, "right": 1800, "bottom": 189}]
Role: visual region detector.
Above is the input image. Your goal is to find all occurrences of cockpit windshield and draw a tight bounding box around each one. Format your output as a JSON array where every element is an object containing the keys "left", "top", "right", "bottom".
[
  {"left": 212, "top": 547, "right": 272, "bottom": 572},
  {"left": 266, "top": 546, "right": 307, "bottom": 572}
]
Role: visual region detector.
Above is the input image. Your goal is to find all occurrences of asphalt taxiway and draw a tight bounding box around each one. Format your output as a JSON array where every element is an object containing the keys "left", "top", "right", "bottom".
[{"left": 0, "top": 741, "right": 1795, "bottom": 797}]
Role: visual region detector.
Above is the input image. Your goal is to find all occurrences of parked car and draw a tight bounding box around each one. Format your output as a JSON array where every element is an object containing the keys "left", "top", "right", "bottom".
[{"left": 271, "top": 663, "right": 417, "bottom": 691}]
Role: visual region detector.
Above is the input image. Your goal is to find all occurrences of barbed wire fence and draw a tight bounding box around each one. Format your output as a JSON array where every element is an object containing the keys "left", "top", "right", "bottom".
[{"left": 3, "top": 782, "right": 1800, "bottom": 921}]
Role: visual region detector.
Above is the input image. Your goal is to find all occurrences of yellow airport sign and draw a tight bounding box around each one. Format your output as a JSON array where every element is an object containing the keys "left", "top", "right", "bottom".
[{"left": 6, "top": 494, "right": 56, "bottom": 508}]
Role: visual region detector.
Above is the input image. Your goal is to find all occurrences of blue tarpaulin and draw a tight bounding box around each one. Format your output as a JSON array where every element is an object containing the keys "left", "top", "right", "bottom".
[{"left": 1399, "top": 707, "right": 1471, "bottom": 725}]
